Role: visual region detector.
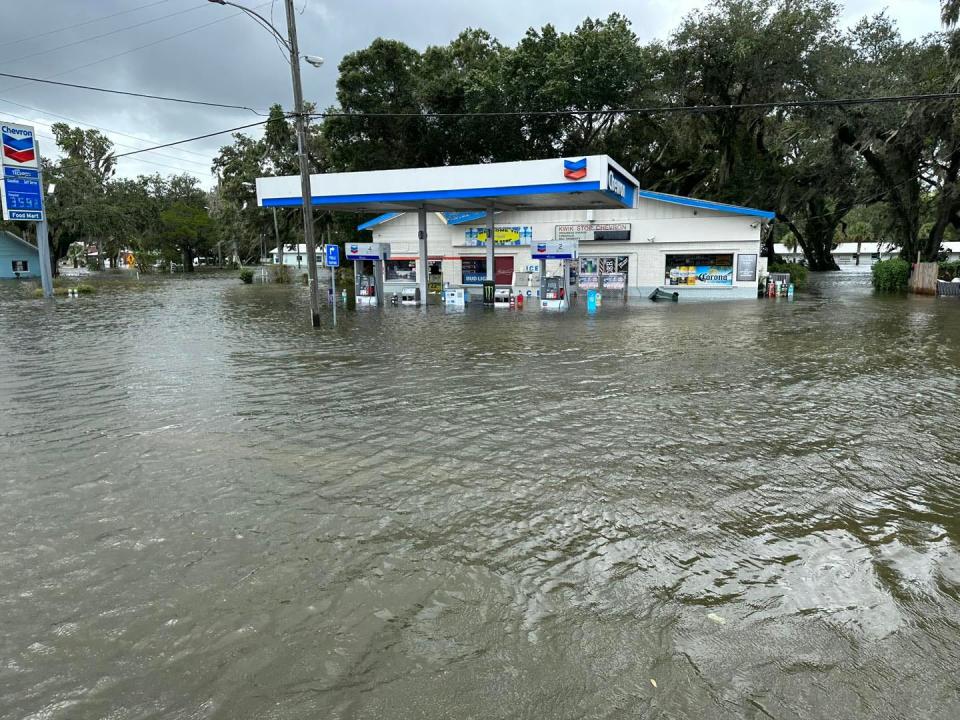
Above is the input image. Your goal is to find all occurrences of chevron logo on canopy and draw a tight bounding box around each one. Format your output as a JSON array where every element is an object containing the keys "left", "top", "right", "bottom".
[
  {"left": 563, "top": 157, "right": 587, "bottom": 180},
  {"left": 2, "top": 124, "right": 37, "bottom": 167}
]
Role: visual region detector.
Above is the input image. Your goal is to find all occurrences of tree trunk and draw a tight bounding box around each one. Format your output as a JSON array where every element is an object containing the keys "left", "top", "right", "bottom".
[{"left": 182, "top": 245, "right": 194, "bottom": 273}]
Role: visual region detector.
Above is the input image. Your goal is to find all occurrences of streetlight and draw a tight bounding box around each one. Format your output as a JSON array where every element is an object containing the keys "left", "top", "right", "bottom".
[{"left": 208, "top": 0, "right": 324, "bottom": 327}]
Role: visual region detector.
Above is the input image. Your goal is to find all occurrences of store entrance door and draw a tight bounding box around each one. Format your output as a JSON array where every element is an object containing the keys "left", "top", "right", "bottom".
[{"left": 494, "top": 256, "right": 514, "bottom": 286}]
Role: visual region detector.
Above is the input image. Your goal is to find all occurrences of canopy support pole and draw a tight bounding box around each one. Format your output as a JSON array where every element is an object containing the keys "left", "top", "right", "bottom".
[
  {"left": 486, "top": 205, "right": 495, "bottom": 282},
  {"left": 417, "top": 207, "right": 428, "bottom": 305}
]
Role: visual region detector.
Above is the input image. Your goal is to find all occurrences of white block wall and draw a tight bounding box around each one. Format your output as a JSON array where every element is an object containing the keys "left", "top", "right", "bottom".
[{"left": 366, "top": 198, "right": 764, "bottom": 299}]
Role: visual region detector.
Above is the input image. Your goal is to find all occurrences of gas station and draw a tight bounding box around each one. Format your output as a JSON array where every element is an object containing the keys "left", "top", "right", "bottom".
[
  {"left": 256, "top": 155, "right": 772, "bottom": 307},
  {"left": 256, "top": 155, "right": 638, "bottom": 309}
]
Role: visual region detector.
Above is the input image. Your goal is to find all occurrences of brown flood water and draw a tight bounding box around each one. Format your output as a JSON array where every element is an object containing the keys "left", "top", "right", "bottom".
[{"left": 1, "top": 272, "right": 959, "bottom": 719}]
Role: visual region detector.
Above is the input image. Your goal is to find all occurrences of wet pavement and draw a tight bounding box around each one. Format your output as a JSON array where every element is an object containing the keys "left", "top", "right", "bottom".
[{"left": 1, "top": 272, "right": 959, "bottom": 719}]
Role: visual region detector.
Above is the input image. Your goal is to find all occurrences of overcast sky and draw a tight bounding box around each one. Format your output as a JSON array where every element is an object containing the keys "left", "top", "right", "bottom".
[{"left": 0, "top": 0, "right": 945, "bottom": 186}]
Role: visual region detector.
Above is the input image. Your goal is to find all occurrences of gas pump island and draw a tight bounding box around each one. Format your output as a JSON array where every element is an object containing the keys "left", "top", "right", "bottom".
[
  {"left": 347, "top": 242, "right": 390, "bottom": 306},
  {"left": 533, "top": 240, "right": 578, "bottom": 310}
]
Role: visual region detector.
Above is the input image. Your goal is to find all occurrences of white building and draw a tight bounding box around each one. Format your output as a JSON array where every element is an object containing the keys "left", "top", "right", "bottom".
[
  {"left": 268, "top": 244, "right": 317, "bottom": 268},
  {"left": 257, "top": 156, "right": 773, "bottom": 301},
  {"left": 774, "top": 242, "right": 900, "bottom": 269},
  {"left": 362, "top": 197, "right": 770, "bottom": 300}
]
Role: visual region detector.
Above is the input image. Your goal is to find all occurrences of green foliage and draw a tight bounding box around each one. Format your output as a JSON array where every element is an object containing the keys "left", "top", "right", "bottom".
[
  {"left": 200, "top": 1, "right": 960, "bottom": 271},
  {"left": 768, "top": 261, "right": 810, "bottom": 290},
  {"left": 939, "top": 260, "right": 960, "bottom": 280},
  {"left": 238, "top": 268, "right": 254, "bottom": 284},
  {"left": 34, "top": 283, "right": 96, "bottom": 298},
  {"left": 871, "top": 258, "right": 911, "bottom": 291}
]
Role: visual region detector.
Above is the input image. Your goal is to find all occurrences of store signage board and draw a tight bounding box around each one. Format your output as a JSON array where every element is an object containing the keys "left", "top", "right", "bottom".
[
  {"left": 736, "top": 253, "right": 758, "bottom": 282},
  {"left": 555, "top": 223, "right": 630, "bottom": 242},
  {"left": 1, "top": 123, "right": 43, "bottom": 222}
]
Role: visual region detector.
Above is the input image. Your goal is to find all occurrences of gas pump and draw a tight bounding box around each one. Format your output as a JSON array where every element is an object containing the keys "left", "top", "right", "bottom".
[
  {"left": 346, "top": 242, "right": 390, "bottom": 306},
  {"left": 532, "top": 240, "right": 578, "bottom": 310}
]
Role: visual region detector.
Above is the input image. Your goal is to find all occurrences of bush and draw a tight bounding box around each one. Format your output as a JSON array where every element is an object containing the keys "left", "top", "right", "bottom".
[
  {"left": 33, "top": 283, "right": 96, "bottom": 297},
  {"left": 939, "top": 260, "right": 960, "bottom": 281},
  {"left": 768, "top": 261, "right": 809, "bottom": 290},
  {"left": 238, "top": 268, "right": 254, "bottom": 284},
  {"left": 872, "top": 258, "right": 910, "bottom": 292}
]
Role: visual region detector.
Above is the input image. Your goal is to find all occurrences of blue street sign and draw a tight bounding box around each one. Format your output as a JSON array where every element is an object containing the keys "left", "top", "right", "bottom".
[
  {"left": 324, "top": 244, "right": 340, "bottom": 267},
  {"left": 2, "top": 166, "right": 43, "bottom": 221}
]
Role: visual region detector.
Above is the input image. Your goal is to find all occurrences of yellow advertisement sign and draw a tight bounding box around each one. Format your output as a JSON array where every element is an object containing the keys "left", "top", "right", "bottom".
[{"left": 463, "top": 226, "right": 533, "bottom": 246}]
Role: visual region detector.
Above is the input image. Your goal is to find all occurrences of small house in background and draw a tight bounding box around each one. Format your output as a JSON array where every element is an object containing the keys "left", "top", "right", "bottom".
[
  {"left": 268, "top": 244, "right": 318, "bottom": 268},
  {"left": 774, "top": 242, "right": 900, "bottom": 269},
  {"left": 0, "top": 230, "right": 40, "bottom": 279}
]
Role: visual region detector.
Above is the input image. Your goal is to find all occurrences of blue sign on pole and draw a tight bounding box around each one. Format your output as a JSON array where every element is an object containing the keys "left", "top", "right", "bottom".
[
  {"left": 2, "top": 166, "right": 44, "bottom": 221},
  {"left": 324, "top": 244, "right": 340, "bottom": 267}
]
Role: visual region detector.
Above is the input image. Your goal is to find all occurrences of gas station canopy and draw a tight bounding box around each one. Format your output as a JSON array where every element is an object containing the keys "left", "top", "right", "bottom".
[{"left": 255, "top": 155, "right": 639, "bottom": 213}]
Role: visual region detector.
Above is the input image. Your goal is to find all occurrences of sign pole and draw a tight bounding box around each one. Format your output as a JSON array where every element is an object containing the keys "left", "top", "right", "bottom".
[
  {"left": 35, "top": 141, "right": 52, "bottom": 298},
  {"left": 330, "top": 240, "right": 337, "bottom": 327},
  {"left": 2, "top": 124, "right": 50, "bottom": 296},
  {"left": 36, "top": 217, "right": 53, "bottom": 298},
  {"left": 323, "top": 238, "right": 340, "bottom": 327}
]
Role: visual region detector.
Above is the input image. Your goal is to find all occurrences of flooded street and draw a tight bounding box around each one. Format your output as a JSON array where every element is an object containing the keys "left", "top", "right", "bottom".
[{"left": 2, "top": 273, "right": 960, "bottom": 719}]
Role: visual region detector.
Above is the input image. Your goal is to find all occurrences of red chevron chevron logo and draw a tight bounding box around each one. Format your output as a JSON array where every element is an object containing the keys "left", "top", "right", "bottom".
[{"left": 3, "top": 147, "right": 35, "bottom": 164}]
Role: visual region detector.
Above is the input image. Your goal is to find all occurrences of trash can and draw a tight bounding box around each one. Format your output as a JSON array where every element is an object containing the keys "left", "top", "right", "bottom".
[{"left": 482, "top": 280, "right": 496, "bottom": 305}]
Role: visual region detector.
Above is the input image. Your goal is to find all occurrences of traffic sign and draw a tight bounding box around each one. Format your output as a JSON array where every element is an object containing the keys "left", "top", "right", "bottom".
[{"left": 324, "top": 244, "right": 340, "bottom": 267}]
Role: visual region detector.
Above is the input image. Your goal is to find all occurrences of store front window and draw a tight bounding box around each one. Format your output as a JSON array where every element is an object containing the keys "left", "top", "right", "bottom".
[
  {"left": 385, "top": 259, "right": 416, "bottom": 282},
  {"left": 579, "top": 256, "right": 629, "bottom": 293},
  {"left": 461, "top": 257, "right": 514, "bottom": 285},
  {"left": 664, "top": 254, "right": 733, "bottom": 287}
]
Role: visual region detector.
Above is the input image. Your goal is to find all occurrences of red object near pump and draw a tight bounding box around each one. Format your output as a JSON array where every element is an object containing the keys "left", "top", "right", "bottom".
[{"left": 517, "top": 294, "right": 524, "bottom": 308}]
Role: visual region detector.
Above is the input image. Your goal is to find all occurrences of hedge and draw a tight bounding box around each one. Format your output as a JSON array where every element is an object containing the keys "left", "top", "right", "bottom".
[{"left": 871, "top": 258, "right": 910, "bottom": 292}]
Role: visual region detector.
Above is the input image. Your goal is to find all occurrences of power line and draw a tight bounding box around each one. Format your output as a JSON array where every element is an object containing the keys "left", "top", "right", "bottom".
[
  {"left": 113, "top": 119, "right": 275, "bottom": 159},
  {"left": 0, "top": 104, "right": 213, "bottom": 170},
  {"left": 0, "top": 0, "right": 179, "bottom": 49},
  {"left": 0, "top": 71, "right": 265, "bottom": 115},
  {"left": 0, "top": 3, "right": 273, "bottom": 99},
  {"left": 0, "top": 3, "right": 211, "bottom": 66},
  {"left": 102, "top": 91, "right": 960, "bottom": 162},
  {"left": 309, "top": 91, "right": 960, "bottom": 119},
  {"left": 0, "top": 98, "right": 218, "bottom": 164},
  {"left": 34, "top": 130, "right": 208, "bottom": 178}
]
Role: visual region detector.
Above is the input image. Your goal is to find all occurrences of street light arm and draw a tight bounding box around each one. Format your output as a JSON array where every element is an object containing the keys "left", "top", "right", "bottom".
[{"left": 207, "top": 0, "right": 291, "bottom": 51}]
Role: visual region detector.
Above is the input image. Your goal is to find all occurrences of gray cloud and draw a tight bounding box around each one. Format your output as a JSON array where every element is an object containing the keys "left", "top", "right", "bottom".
[{"left": 0, "top": 0, "right": 944, "bottom": 186}]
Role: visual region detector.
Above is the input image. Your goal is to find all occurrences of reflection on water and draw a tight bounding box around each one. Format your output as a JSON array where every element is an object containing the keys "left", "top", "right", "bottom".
[{"left": 1, "top": 272, "right": 960, "bottom": 719}]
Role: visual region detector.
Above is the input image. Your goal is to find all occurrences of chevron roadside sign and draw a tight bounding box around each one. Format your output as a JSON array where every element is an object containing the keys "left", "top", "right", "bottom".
[{"left": 1, "top": 122, "right": 44, "bottom": 221}]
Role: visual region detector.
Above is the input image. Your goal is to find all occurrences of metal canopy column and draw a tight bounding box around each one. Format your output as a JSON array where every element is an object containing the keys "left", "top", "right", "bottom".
[
  {"left": 485, "top": 205, "right": 495, "bottom": 282},
  {"left": 417, "top": 207, "right": 429, "bottom": 305}
]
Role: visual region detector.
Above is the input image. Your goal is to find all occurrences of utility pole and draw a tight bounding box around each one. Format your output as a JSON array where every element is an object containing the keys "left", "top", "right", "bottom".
[
  {"left": 283, "top": 0, "right": 321, "bottom": 326},
  {"left": 208, "top": 0, "right": 324, "bottom": 325}
]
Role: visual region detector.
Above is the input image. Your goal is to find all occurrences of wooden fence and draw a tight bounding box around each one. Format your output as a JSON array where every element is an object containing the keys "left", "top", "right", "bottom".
[{"left": 909, "top": 262, "right": 939, "bottom": 295}]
